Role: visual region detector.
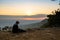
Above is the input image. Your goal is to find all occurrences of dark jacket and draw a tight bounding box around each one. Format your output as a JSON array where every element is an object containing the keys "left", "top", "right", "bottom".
[{"left": 12, "top": 24, "right": 19, "bottom": 33}]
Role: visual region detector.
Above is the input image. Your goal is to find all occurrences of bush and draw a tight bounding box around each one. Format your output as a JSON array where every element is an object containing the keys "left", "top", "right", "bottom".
[{"left": 47, "top": 9, "right": 60, "bottom": 27}]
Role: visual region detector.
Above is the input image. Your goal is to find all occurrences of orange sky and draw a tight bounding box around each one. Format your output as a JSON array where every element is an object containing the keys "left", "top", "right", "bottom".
[{"left": 0, "top": 0, "right": 59, "bottom": 16}]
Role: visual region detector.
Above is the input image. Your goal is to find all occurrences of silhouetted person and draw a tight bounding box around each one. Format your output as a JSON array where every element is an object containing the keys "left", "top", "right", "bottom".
[
  {"left": 12, "top": 21, "right": 19, "bottom": 33},
  {"left": 12, "top": 21, "right": 26, "bottom": 33}
]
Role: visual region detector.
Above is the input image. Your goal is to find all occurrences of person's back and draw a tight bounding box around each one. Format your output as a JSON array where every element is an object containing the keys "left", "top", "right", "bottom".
[{"left": 12, "top": 21, "right": 19, "bottom": 33}]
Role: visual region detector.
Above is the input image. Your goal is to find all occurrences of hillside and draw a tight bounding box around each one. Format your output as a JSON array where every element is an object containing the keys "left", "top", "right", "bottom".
[
  {"left": 0, "top": 27, "right": 60, "bottom": 40},
  {"left": 21, "top": 19, "right": 48, "bottom": 29}
]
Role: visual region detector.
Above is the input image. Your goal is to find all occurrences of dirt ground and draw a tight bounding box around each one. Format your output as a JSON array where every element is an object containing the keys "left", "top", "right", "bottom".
[{"left": 0, "top": 28, "right": 60, "bottom": 40}]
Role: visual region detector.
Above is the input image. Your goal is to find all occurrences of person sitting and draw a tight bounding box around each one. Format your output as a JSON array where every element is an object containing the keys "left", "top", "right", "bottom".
[{"left": 12, "top": 21, "right": 26, "bottom": 33}]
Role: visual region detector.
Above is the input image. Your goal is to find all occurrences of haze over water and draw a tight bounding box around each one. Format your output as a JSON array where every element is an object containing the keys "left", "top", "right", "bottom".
[{"left": 0, "top": 14, "right": 47, "bottom": 28}]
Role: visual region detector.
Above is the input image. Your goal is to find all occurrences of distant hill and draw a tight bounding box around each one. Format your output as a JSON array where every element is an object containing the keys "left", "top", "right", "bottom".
[{"left": 21, "top": 19, "right": 48, "bottom": 29}]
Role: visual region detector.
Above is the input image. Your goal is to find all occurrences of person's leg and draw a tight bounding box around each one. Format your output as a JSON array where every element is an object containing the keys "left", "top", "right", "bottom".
[{"left": 18, "top": 29, "right": 26, "bottom": 32}]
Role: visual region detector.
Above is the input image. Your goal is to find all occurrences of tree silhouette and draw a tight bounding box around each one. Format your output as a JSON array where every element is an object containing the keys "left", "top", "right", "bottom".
[
  {"left": 47, "top": 9, "right": 60, "bottom": 27},
  {"left": 46, "top": 0, "right": 60, "bottom": 27}
]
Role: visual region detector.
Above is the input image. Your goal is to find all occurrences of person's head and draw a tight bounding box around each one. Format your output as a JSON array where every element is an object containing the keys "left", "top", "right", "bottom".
[{"left": 16, "top": 21, "right": 19, "bottom": 24}]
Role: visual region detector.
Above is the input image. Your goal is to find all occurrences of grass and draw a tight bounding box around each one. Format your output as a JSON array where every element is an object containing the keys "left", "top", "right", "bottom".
[{"left": 0, "top": 27, "right": 60, "bottom": 40}]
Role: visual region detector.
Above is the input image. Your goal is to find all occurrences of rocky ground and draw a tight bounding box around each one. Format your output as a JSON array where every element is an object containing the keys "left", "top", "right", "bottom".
[{"left": 0, "top": 27, "right": 60, "bottom": 40}]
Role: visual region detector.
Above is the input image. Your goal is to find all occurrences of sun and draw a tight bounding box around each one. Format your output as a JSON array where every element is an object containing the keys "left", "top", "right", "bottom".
[{"left": 25, "top": 10, "right": 33, "bottom": 16}]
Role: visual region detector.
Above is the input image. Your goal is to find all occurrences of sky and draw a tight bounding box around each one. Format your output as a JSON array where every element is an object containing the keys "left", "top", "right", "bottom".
[{"left": 0, "top": 0, "right": 59, "bottom": 16}]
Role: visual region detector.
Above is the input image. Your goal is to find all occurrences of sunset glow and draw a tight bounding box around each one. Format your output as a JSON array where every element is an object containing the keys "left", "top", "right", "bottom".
[
  {"left": 25, "top": 10, "right": 33, "bottom": 16},
  {"left": 0, "top": 0, "right": 59, "bottom": 15},
  {"left": 20, "top": 18, "right": 46, "bottom": 20}
]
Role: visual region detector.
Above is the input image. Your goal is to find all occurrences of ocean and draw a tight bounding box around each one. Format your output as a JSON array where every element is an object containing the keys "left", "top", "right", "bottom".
[{"left": 0, "top": 15, "right": 46, "bottom": 29}]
